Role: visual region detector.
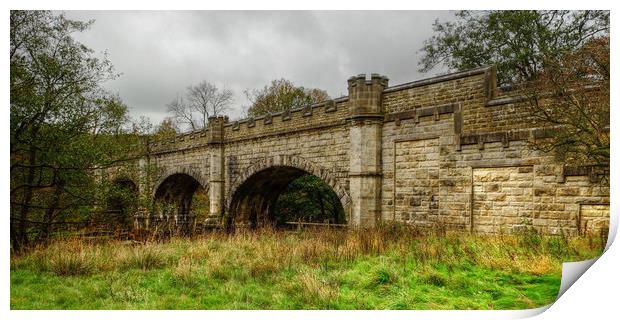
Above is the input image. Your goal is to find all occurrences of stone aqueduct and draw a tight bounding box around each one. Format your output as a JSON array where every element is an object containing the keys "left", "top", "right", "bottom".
[{"left": 111, "top": 66, "right": 609, "bottom": 235}]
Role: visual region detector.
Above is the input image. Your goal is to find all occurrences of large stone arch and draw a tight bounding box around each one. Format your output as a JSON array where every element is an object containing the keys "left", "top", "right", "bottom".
[
  {"left": 152, "top": 165, "right": 209, "bottom": 197},
  {"left": 226, "top": 154, "right": 351, "bottom": 226}
]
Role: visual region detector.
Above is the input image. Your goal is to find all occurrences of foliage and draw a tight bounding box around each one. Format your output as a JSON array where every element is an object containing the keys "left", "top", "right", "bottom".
[
  {"left": 10, "top": 11, "right": 139, "bottom": 250},
  {"left": 419, "top": 10, "right": 609, "bottom": 85},
  {"left": 153, "top": 118, "right": 178, "bottom": 140},
  {"left": 190, "top": 190, "right": 210, "bottom": 223},
  {"left": 420, "top": 10, "right": 610, "bottom": 173},
  {"left": 166, "top": 80, "right": 233, "bottom": 132},
  {"left": 104, "top": 179, "right": 139, "bottom": 228},
  {"left": 274, "top": 174, "right": 345, "bottom": 225},
  {"left": 244, "top": 78, "right": 330, "bottom": 117},
  {"left": 10, "top": 228, "right": 606, "bottom": 309},
  {"left": 525, "top": 37, "right": 609, "bottom": 168}
]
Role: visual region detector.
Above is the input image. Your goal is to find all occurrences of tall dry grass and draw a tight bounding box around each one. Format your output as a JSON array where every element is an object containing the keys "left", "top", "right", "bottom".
[{"left": 10, "top": 222, "right": 606, "bottom": 279}]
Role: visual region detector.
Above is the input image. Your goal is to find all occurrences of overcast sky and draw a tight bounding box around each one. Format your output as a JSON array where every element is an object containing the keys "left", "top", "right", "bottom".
[{"left": 63, "top": 11, "right": 455, "bottom": 127}]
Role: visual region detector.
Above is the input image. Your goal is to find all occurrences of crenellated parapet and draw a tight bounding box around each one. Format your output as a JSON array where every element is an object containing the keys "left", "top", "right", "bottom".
[{"left": 224, "top": 97, "right": 350, "bottom": 141}]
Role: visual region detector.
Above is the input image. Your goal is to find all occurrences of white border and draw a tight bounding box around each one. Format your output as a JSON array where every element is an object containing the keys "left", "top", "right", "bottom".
[{"left": 3, "top": 1, "right": 617, "bottom": 319}]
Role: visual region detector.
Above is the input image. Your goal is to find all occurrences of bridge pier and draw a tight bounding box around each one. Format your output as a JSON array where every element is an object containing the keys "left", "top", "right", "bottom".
[
  {"left": 347, "top": 74, "right": 388, "bottom": 228},
  {"left": 206, "top": 116, "right": 226, "bottom": 228}
]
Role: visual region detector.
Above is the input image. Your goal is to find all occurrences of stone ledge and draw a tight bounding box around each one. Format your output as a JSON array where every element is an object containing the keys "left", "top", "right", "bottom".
[
  {"left": 382, "top": 65, "right": 492, "bottom": 94},
  {"left": 384, "top": 103, "right": 457, "bottom": 123}
]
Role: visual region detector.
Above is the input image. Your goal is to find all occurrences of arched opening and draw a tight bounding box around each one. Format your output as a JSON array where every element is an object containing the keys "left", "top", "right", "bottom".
[
  {"left": 106, "top": 179, "right": 139, "bottom": 228},
  {"left": 153, "top": 173, "right": 208, "bottom": 221},
  {"left": 228, "top": 166, "right": 346, "bottom": 229}
]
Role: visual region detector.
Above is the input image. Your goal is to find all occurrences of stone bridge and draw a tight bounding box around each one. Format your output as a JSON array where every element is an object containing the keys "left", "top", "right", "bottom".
[{"left": 111, "top": 66, "right": 609, "bottom": 235}]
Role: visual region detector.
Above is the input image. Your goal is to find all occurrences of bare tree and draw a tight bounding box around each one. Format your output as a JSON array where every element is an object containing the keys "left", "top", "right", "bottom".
[
  {"left": 525, "top": 37, "right": 609, "bottom": 169},
  {"left": 167, "top": 81, "right": 233, "bottom": 132},
  {"left": 166, "top": 94, "right": 196, "bottom": 131}
]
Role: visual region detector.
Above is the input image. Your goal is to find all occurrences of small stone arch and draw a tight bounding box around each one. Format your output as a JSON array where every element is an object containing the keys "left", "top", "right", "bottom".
[
  {"left": 107, "top": 170, "right": 140, "bottom": 194},
  {"left": 111, "top": 176, "right": 139, "bottom": 190},
  {"left": 226, "top": 154, "right": 351, "bottom": 222},
  {"left": 106, "top": 176, "right": 140, "bottom": 227}
]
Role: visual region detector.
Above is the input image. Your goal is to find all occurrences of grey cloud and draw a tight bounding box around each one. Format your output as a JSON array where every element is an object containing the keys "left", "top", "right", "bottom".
[{"left": 63, "top": 10, "right": 455, "bottom": 125}]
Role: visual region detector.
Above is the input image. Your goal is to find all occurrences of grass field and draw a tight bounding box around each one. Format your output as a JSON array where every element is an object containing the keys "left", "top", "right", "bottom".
[{"left": 10, "top": 225, "right": 605, "bottom": 310}]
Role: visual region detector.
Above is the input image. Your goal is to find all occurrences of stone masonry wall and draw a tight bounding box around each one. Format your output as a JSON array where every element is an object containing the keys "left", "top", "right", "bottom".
[{"left": 379, "top": 67, "right": 609, "bottom": 235}]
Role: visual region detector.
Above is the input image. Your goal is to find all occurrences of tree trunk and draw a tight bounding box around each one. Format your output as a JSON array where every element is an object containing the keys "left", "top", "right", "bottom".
[
  {"left": 13, "top": 147, "right": 37, "bottom": 251},
  {"left": 40, "top": 181, "right": 62, "bottom": 242},
  {"left": 316, "top": 190, "right": 326, "bottom": 222}
]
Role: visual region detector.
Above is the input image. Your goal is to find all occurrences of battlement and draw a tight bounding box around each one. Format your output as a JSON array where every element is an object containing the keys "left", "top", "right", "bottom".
[{"left": 152, "top": 67, "right": 497, "bottom": 151}]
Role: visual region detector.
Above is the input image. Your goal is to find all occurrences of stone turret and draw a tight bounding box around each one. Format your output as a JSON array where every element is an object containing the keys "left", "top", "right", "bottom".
[
  {"left": 348, "top": 73, "right": 389, "bottom": 118},
  {"left": 347, "top": 74, "right": 388, "bottom": 227},
  {"left": 207, "top": 116, "right": 227, "bottom": 144}
]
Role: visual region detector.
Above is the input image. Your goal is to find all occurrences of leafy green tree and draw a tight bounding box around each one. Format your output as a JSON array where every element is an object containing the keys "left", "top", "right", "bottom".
[
  {"left": 419, "top": 10, "right": 609, "bottom": 85},
  {"left": 105, "top": 179, "right": 139, "bottom": 227},
  {"left": 10, "top": 11, "right": 136, "bottom": 249},
  {"left": 244, "top": 78, "right": 329, "bottom": 117},
  {"left": 154, "top": 118, "right": 178, "bottom": 140},
  {"left": 274, "top": 175, "right": 345, "bottom": 226}
]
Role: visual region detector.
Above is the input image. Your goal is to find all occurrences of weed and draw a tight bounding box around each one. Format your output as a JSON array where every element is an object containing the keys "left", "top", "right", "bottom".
[
  {"left": 516, "top": 225, "right": 542, "bottom": 250},
  {"left": 369, "top": 267, "right": 394, "bottom": 287},
  {"left": 545, "top": 234, "right": 570, "bottom": 258},
  {"left": 120, "top": 245, "right": 165, "bottom": 271},
  {"left": 422, "top": 270, "right": 448, "bottom": 287},
  {"left": 48, "top": 250, "right": 94, "bottom": 276},
  {"left": 295, "top": 270, "right": 338, "bottom": 307}
]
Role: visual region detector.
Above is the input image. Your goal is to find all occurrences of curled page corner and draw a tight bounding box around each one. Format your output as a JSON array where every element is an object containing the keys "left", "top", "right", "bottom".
[
  {"left": 605, "top": 206, "right": 617, "bottom": 251},
  {"left": 557, "top": 257, "right": 599, "bottom": 299},
  {"left": 554, "top": 224, "right": 614, "bottom": 302},
  {"left": 555, "top": 205, "right": 616, "bottom": 300},
  {"left": 522, "top": 207, "right": 616, "bottom": 318},
  {"left": 511, "top": 304, "right": 552, "bottom": 319},
  {"left": 521, "top": 252, "right": 605, "bottom": 318}
]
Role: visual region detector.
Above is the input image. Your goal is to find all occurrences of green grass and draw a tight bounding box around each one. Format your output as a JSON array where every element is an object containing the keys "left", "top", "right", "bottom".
[{"left": 10, "top": 226, "right": 605, "bottom": 310}]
